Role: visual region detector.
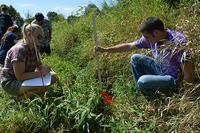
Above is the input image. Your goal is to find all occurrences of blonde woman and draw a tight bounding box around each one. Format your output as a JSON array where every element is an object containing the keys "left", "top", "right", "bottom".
[{"left": 1, "top": 23, "right": 57, "bottom": 98}]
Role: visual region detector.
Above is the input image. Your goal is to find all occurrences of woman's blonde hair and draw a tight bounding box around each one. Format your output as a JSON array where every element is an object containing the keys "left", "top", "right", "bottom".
[{"left": 22, "top": 23, "right": 43, "bottom": 40}]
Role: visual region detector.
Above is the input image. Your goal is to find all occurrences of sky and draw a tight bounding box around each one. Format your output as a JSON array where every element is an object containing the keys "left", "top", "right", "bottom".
[{"left": 0, "top": 0, "right": 110, "bottom": 18}]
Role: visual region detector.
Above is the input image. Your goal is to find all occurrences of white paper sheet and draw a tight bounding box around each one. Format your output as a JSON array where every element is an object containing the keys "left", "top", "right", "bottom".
[{"left": 22, "top": 73, "right": 51, "bottom": 87}]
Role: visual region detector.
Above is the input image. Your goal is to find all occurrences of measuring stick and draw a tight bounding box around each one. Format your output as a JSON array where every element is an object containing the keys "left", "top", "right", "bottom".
[{"left": 92, "top": 15, "right": 102, "bottom": 87}]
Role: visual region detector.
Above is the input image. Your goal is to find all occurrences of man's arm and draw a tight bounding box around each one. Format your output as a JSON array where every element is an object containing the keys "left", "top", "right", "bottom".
[
  {"left": 95, "top": 42, "right": 137, "bottom": 53},
  {"left": 181, "top": 61, "right": 194, "bottom": 83}
]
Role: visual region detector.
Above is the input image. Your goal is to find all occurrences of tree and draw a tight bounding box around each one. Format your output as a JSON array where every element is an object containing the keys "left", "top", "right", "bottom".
[
  {"left": 24, "top": 11, "right": 34, "bottom": 23},
  {"left": 47, "top": 11, "right": 65, "bottom": 22},
  {"left": 67, "top": 15, "right": 79, "bottom": 24},
  {"left": 47, "top": 11, "right": 58, "bottom": 21},
  {"left": 7, "top": 5, "right": 19, "bottom": 19}
]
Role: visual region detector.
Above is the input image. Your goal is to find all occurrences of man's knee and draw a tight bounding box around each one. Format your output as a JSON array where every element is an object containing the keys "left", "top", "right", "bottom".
[
  {"left": 137, "top": 75, "right": 160, "bottom": 95},
  {"left": 131, "top": 54, "right": 143, "bottom": 64},
  {"left": 137, "top": 76, "right": 149, "bottom": 94}
]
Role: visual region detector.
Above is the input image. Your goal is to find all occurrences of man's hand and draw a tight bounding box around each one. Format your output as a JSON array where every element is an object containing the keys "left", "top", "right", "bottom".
[{"left": 94, "top": 46, "right": 107, "bottom": 53}]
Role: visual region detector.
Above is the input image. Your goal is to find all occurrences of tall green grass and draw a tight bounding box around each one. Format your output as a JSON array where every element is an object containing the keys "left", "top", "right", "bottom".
[{"left": 0, "top": 0, "right": 199, "bottom": 132}]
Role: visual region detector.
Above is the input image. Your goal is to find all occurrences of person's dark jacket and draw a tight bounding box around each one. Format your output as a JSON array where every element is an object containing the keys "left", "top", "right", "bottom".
[{"left": 0, "top": 13, "right": 13, "bottom": 39}]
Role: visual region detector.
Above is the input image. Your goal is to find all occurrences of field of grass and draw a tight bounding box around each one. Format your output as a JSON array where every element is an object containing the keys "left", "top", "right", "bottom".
[{"left": 0, "top": 0, "right": 199, "bottom": 132}]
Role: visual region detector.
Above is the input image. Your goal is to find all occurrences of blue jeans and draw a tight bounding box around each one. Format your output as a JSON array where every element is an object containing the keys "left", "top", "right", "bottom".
[{"left": 130, "top": 54, "right": 176, "bottom": 96}]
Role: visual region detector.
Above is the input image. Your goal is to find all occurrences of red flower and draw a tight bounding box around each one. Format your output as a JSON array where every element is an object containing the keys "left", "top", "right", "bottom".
[{"left": 100, "top": 91, "right": 112, "bottom": 105}]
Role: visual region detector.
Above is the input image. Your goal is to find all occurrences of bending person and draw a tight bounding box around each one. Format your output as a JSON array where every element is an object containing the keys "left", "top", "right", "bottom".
[
  {"left": 0, "top": 25, "right": 18, "bottom": 65},
  {"left": 1, "top": 23, "right": 57, "bottom": 98}
]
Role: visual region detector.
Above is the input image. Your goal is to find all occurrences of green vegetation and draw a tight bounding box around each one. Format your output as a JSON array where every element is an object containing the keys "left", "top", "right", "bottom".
[{"left": 0, "top": 0, "right": 199, "bottom": 132}]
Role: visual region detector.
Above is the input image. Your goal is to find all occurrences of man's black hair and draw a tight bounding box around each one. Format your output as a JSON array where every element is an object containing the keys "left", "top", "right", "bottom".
[
  {"left": 139, "top": 17, "right": 165, "bottom": 34},
  {"left": 1, "top": 4, "right": 8, "bottom": 12},
  {"left": 35, "top": 12, "right": 44, "bottom": 21}
]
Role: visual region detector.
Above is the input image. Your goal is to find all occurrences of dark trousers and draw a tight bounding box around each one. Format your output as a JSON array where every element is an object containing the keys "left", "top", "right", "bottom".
[{"left": 40, "top": 45, "right": 51, "bottom": 55}]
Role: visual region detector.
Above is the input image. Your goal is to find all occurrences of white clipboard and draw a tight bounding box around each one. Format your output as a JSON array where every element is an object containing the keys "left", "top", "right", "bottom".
[{"left": 22, "top": 73, "right": 51, "bottom": 87}]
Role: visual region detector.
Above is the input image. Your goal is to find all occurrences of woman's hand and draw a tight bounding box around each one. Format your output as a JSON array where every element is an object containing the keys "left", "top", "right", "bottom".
[
  {"left": 35, "top": 65, "right": 51, "bottom": 76},
  {"left": 14, "top": 62, "right": 51, "bottom": 80}
]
